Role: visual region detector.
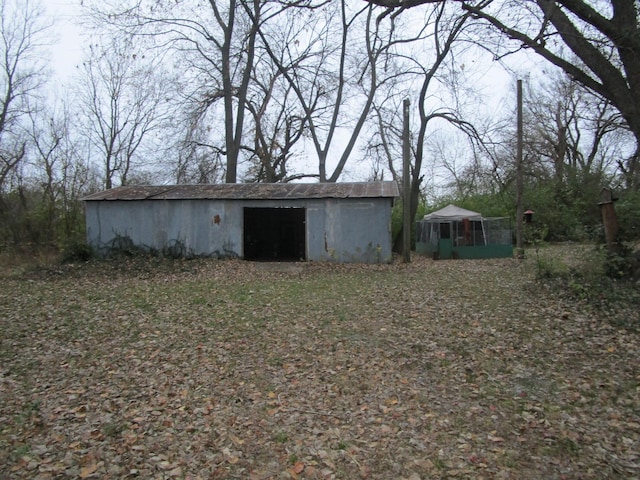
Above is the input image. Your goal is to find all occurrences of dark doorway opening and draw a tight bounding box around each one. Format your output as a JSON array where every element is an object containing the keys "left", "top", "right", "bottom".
[
  {"left": 439, "top": 222, "right": 451, "bottom": 239},
  {"left": 244, "top": 207, "right": 306, "bottom": 261}
]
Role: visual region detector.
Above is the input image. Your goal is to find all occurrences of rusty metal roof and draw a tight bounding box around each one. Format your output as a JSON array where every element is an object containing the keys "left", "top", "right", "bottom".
[{"left": 82, "top": 182, "right": 399, "bottom": 201}]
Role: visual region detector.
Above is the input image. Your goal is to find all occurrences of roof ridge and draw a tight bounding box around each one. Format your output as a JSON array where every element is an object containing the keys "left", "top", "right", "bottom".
[{"left": 145, "top": 185, "right": 181, "bottom": 200}]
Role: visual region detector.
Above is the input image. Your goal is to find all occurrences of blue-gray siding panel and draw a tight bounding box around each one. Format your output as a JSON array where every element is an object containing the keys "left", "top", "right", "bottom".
[{"left": 85, "top": 197, "right": 393, "bottom": 263}]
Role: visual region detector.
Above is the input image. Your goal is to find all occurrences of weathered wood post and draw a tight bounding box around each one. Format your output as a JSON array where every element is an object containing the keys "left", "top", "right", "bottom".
[
  {"left": 599, "top": 188, "right": 619, "bottom": 252},
  {"left": 402, "top": 98, "right": 411, "bottom": 263},
  {"left": 515, "top": 79, "right": 525, "bottom": 259}
]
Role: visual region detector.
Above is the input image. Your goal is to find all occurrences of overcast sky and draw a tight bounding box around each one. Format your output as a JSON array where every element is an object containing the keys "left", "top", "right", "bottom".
[{"left": 47, "top": 0, "right": 85, "bottom": 80}]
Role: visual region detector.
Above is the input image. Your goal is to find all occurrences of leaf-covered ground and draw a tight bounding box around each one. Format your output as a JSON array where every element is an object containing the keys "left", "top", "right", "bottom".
[{"left": 1, "top": 251, "right": 639, "bottom": 479}]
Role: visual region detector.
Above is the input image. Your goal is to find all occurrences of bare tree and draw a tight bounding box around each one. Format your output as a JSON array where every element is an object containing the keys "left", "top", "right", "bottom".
[
  {"left": 255, "top": 0, "right": 421, "bottom": 182},
  {"left": 526, "top": 75, "right": 629, "bottom": 185},
  {"left": 26, "top": 106, "right": 62, "bottom": 241},
  {"left": 88, "top": 0, "right": 426, "bottom": 184},
  {"left": 0, "top": 0, "right": 49, "bottom": 192},
  {"left": 77, "top": 38, "right": 168, "bottom": 189},
  {"left": 202, "top": 0, "right": 258, "bottom": 183},
  {"left": 244, "top": 82, "right": 310, "bottom": 182},
  {"left": 242, "top": 13, "right": 315, "bottom": 183},
  {"left": 84, "top": 0, "right": 304, "bottom": 183},
  {"left": 365, "top": 0, "right": 640, "bottom": 188},
  {"left": 405, "top": 5, "right": 476, "bottom": 238},
  {"left": 366, "top": 3, "right": 478, "bottom": 252},
  {"left": 26, "top": 96, "right": 96, "bottom": 242},
  {"left": 172, "top": 120, "right": 226, "bottom": 185}
]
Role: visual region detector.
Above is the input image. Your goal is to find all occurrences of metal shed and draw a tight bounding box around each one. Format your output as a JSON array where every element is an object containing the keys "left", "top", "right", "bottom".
[{"left": 83, "top": 182, "right": 399, "bottom": 263}]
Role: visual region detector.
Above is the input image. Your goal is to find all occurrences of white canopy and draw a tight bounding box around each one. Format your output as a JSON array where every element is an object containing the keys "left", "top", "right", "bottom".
[{"left": 423, "top": 204, "right": 483, "bottom": 222}]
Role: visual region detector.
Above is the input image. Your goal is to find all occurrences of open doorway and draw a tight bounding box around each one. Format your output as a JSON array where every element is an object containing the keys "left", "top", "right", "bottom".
[{"left": 243, "top": 207, "right": 306, "bottom": 261}]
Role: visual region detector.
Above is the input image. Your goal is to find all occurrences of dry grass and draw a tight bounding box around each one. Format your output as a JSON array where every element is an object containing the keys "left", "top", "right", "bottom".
[{"left": 1, "top": 250, "right": 639, "bottom": 479}]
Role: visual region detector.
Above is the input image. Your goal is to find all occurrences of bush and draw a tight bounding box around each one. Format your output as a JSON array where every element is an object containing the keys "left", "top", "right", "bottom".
[
  {"left": 616, "top": 189, "right": 640, "bottom": 241},
  {"left": 534, "top": 251, "right": 569, "bottom": 280},
  {"left": 106, "top": 234, "right": 149, "bottom": 258},
  {"left": 533, "top": 243, "right": 640, "bottom": 330},
  {"left": 603, "top": 244, "right": 640, "bottom": 280},
  {"left": 61, "top": 240, "right": 93, "bottom": 263}
]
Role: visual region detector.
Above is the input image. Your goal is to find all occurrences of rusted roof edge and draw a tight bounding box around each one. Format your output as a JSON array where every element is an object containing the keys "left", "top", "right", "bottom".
[{"left": 82, "top": 181, "right": 400, "bottom": 201}]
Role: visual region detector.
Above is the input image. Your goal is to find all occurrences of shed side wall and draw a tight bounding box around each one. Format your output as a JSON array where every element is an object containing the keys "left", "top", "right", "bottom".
[{"left": 85, "top": 200, "right": 241, "bottom": 257}]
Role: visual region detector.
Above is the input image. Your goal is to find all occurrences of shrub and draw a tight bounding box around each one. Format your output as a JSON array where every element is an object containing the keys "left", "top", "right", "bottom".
[
  {"left": 106, "top": 234, "right": 149, "bottom": 258},
  {"left": 616, "top": 189, "right": 640, "bottom": 241},
  {"left": 61, "top": 241, "right": 93, "bottom": 263},
  {"left": 534, "top": 252, "right": 568, "bottom": 280},
  {"left": 603, "top": 244, "right": 640, "bottom": 280},
  {"left": 533, "top": 243, "right": 640, "bottom": 330}
]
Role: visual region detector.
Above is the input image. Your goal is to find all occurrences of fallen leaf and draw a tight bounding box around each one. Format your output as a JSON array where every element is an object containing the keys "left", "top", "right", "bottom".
[{"left": 79, "top": 463, "right": 98, "bottom": 478}]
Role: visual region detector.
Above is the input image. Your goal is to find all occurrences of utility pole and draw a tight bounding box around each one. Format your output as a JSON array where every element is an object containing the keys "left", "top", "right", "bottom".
[
  {"left": 402, "top": 98, "right": 411, "bottom": 263},
  {"left": 516, "top": 79, "right": 524, "bottom": 259}
]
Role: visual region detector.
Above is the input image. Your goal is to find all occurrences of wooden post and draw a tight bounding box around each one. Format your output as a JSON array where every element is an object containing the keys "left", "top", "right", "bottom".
[
  {"left": 515, "top": 79, "right": 525, "bottom": 259},
  {"left": 402, "top": 98, "right": 411, "bottom": 263},
  {"left": 599, "top": 188, "right": 619, "bottom": 252}
]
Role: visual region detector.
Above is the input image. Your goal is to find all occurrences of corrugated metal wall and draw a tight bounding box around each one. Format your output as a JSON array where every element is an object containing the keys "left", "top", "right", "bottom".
[{"left": 85, "top": 197, "right": 393, "bottom": 263}]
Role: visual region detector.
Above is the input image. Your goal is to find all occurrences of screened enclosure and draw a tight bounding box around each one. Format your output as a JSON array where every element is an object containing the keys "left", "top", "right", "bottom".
[{"left": 416, "top": 205, "right": 513, "bottom": 259}]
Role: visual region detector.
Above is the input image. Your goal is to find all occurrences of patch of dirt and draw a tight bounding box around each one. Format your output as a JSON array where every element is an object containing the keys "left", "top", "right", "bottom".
[{"left": 1, "top": 254, "right": 639, "bottom": 479}]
